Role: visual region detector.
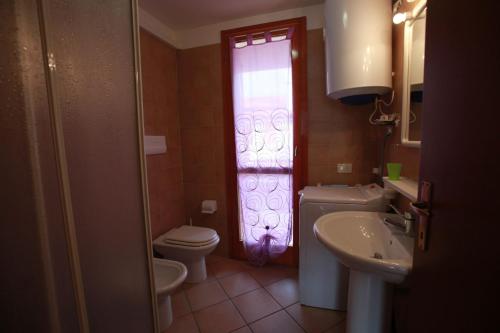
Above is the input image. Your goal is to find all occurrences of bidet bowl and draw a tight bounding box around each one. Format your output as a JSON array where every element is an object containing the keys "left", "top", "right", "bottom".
[
  {"left": 153, "top": 258, "right": 187, "bottom": 331},
  {"left": 154, "top": 258, "right": 187, "bottom": 295}
]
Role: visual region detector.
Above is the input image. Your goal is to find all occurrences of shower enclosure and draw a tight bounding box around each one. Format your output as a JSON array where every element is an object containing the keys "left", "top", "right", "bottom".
[{"left": 0, "top": 1, "right": 157, "bottom": 332}]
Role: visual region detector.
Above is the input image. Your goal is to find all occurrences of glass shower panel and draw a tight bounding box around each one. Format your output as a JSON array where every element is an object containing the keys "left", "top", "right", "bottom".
[
  {"left": 41, "top": 1, "right": 155, "bottom": 331},
  {"left": 1, "top": 1, "right": 79, "bottom": 331}
]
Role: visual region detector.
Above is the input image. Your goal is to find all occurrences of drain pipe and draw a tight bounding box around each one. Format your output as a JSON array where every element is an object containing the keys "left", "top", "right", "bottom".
[{"left": 378, "top": 125, "right": 394, "bottom": 186}]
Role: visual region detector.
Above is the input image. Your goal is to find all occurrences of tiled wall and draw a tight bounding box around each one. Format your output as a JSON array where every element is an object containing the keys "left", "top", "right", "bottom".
[
  {"left": 140, "top": 29, "right": 185, "bottom": 239},
  {"left": 307, "top": 29, "right": 379, "bottom": 186},
  {"left": 177, "top": 44, "right": 229, "bottom": 256}
]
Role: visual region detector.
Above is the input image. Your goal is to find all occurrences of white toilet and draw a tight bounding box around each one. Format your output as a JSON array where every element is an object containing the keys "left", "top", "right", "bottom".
[
  {"left": 153, "top": 258, "right": 187, "bottom": 331},
  {"left": 153, "top": 225, "right": 220, "bottom": 283}
]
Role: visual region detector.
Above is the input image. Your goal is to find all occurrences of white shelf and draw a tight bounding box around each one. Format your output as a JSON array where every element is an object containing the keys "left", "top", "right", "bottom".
[{"left": 383, "top": 177, "right": 418, "bottom": 202}]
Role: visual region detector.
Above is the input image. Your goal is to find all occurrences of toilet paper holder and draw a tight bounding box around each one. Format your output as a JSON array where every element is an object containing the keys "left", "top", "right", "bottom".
[{"left": 201, "top": 200, "right": 217, "bottom": 214}]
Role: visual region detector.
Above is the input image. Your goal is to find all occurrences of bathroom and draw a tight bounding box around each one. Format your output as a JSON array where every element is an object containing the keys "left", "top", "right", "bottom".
[{"left": 1, "top": 0, "right": 497, "bottom": 333}]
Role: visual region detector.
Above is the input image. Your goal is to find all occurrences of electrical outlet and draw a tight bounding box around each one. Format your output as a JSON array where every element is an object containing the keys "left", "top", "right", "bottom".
[{"left": 337, "top": 163, "right": 352, "bottom": 174}]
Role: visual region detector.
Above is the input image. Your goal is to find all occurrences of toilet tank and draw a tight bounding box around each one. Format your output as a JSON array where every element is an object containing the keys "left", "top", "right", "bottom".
[{"left": 324, "top": 0, "right": 392, "bottom": 103}]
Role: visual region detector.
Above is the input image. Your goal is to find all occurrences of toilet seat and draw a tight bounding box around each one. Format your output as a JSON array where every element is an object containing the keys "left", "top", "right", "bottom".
[
  {"left": 154, "top": 225, "right": 220, "bottom": 283},
  {"left": 163, "top": 225, "right": 218, "bottom": 248},
  {"left": 163, "top": 238, "right": 218, "bottom": 247}
]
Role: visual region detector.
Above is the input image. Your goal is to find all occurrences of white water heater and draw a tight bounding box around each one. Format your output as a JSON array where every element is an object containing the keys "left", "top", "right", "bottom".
[{"left": 324, "top": 0, "right": 392, "bottom": 103}]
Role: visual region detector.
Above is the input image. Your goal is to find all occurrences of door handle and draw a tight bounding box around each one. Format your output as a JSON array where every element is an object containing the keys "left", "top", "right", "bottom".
[
  {"left": 414, "top": 181, "right": 432, "bottom": 251},
  {"left": 410, "top": 201, "right": 430, "bottom": 217}
]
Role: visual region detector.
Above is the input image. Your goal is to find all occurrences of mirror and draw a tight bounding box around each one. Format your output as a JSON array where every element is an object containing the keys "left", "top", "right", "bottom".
[{"left": 401, "top": 4, "right": 426, "bottom": 147}]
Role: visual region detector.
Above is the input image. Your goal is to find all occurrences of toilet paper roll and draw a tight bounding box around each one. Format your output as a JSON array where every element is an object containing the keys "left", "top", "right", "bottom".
[{"left": 201, "top": 200, "right": 217, "bottom": 214}]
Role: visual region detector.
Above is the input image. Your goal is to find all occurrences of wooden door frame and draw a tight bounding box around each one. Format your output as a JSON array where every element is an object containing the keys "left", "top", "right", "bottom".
[{"left": 221, "top": 17, "right": 308, "bottom": 266}]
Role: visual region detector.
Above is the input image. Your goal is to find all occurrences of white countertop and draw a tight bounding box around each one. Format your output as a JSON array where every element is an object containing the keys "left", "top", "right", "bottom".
[{"left": 383, "top": 177, "right": 418, "bottom": 202}]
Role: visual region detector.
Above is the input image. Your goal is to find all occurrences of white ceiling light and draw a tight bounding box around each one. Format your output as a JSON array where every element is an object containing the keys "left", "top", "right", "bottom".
[
  {"left": 392, "top": 0, "right": 425, "bottom": 25},
  {"left": 393, "top": 11, "right": 412, "bottom": 24}
]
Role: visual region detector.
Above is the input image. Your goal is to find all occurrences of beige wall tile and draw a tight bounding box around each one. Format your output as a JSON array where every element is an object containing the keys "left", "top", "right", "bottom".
[
  {"left": 177, "top": 44, "right": 229, "bottom": 256},
  {"left": 141, "top": 29, "right": 185, "bottom": 239},
  {"left": 306, "top": 29, "right": 378, "bottom": 187}
]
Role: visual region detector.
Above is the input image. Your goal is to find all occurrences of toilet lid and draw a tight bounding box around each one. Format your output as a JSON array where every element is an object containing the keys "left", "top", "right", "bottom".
[
  {"left": 163, "top": 225, "right": 218, "bottom": 246},
  {"left": 163, "top": 238, "right": 218, "bottom": 247}
]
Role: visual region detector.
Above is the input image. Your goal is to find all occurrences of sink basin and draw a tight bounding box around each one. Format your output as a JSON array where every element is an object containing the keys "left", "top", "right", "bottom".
[
  {"left": 314, "top": 211, "right": 412, "bottom": 283},
  {"left": 313, "top": 211, "right": 414, "bottom": 333}
]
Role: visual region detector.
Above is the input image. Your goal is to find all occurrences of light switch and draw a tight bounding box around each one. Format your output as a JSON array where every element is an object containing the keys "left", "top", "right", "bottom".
[{"left": 337, "top": 163, "right": 352, "bottom": 174}]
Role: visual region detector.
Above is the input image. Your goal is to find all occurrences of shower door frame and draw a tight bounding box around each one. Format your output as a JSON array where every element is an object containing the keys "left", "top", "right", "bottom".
[{"left": 221, "top": 17, "right": 308, "bottom": 266}]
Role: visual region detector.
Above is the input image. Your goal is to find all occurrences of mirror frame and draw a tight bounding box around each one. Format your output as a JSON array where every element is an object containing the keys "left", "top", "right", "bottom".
[{"left": 401, "top": 0, "right": 427, "bottom": 148}]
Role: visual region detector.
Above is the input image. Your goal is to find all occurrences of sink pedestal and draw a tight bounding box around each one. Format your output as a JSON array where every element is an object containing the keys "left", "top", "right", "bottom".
[
  {"left": 313, "top": 212, "right": 413, "bottom": 333},
  {"left": 346, "top": 270, "right": 393, "bottom": 333}
]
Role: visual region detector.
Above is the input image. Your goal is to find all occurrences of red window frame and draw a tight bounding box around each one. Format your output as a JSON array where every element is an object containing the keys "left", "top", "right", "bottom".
[{"left": 221, "top": 17, "right": 308, "bottom": 266}]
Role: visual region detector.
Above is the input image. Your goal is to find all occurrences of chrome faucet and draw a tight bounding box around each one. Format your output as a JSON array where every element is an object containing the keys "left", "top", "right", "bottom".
[{"left": 385, "top": 204, "right": 415, "bottom": 235}]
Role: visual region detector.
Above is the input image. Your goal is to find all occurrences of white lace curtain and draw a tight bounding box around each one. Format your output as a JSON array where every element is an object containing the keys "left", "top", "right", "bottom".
[{"left": 231, "top": 34, "right": 294, "bottom": 265}]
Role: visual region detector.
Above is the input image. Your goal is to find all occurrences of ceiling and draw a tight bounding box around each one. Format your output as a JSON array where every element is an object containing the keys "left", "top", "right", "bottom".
[{"left": 139, "top": 0, "right": 324, "bottom": 30}]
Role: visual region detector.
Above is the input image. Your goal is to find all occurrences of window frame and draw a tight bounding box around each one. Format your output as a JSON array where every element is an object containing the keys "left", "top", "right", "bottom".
[{"left": 221, "top": 17, "right": 308, "bottom": 266}]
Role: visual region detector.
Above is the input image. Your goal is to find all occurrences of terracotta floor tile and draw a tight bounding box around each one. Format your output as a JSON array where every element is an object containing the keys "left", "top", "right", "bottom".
[
  {"left": 286, "top": 266, "right": 298, "bottom": 279},
  {"left": 219, "top": 272, "right": 260, "bottom": 298},
  {"left": 182, "top": 282, "right": 198, "bottom": 291},
  {"left": 171, "top": 291, "right": 191, "bottom": 318},
  {"left": 186, "top": 280, "right": 228, "bottom": 311},
  {"left": 205, "top": 265, "right": 217, "bottom": 281},
  {"left": 323, "top": 321, "right": 346, "bottom": 333},
  {"left": 250, "top": 310, "right": 305, "bottom": 333},
  {"left": 206, "top": 254, "right": 225, "bottom": 264},
  {"left": 231, "top": 326, "right": 252, "bottom": 333},
  {"left": 182, "top": 267, "right": 216, "bottom": 290},
  {"left": 265, "top": 277, "right": 299, "bottom": 307},
  {"left": 286, "top": 303, "right": 345, "bottom": 333},
  {"left": 193, "top": 300, "right": 245, "bottom": 333},
  {"left": 164, "top": 313, "right": 199, "bottom": 333},
  {"left": 232, "top": 288, "right": 281, "bottom": 323},
  {"left": 247, "top": 265, "right": 297, "bottom": 286},
  {"left": 236, "top": 259, "right": 259, "bottom": 271},
  {"left": 209, "top": 258, "right": 247, "bottom": 278}
]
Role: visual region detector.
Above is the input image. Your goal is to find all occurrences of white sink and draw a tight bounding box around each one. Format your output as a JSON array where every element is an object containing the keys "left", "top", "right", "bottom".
[
  {"left": 314, "top": 211, "right": 413, "bottom": 283},
  {"left": 313, "top": 211, "right": 414, "bottom": 333}
]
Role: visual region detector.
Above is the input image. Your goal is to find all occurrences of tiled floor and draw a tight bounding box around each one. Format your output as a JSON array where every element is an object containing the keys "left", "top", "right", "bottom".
[{"left": 164, "top": 255, "right": 346, "bottom": 333}]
